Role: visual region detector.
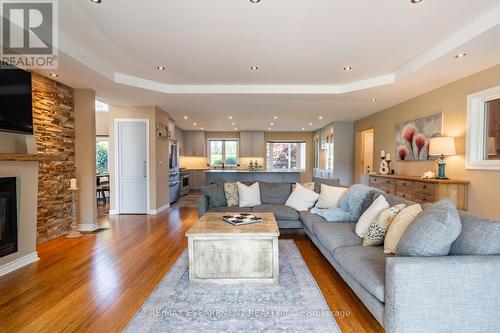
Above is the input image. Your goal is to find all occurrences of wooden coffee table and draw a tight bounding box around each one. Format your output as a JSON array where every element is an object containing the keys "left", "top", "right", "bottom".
[{"left": 185, "top": 212, "right": 280, "bottom": 284}]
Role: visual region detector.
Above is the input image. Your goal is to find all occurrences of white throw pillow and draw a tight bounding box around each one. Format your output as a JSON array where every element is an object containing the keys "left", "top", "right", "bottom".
[
  {"left": 285, "top": 183, "right": 320, "bottom": 211},
  {"left": 236, "top": 182, "right": 261, "bottom": 208},
  {"left": 315, "top": 184, "right": 348, "bottom": 209},
  {"left": 355, "top": 195, "right": 390, "bottom": 238}
]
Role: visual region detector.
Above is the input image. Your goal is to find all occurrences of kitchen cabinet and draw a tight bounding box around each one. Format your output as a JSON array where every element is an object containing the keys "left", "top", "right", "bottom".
[
  {"left": 240, "top": 131, "right": 265, "bottom": 157},
  {"left": 189, "top": 170, "right": 207, "bottom": 190},
  {"left": 174, "top": 127, "right": 184, "bottom": 155},
  {"left": 183, "top": 131, "right": 206, "bottom": 157}
]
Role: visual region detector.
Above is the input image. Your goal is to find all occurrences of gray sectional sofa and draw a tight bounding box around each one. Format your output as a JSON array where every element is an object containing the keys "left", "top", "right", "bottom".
[{"left": 199, "top": 183, "right": 500, "bottom": 333}]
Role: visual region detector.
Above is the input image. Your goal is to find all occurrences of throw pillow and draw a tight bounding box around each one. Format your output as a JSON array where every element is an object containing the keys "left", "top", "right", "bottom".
[
  {"left": 355, "top": 195, "right": 390, "bottom": 238},
  {"left": 396, "top": 199, "right": 462, "bottom": 256},
  {"left": 292, "top": 182, "right": 315, "bottom": 192},
  {"left": 310, "top": 184, "right": 374, "bottom": 222},
  {"left": 363, "top": 204, "right": 406, "bottom": 246},
  {"left": 224, "top": 183, "right": 239, "bottom": 207},
  {"left": 450, "top": 211, "right": 500, "bottom": 255},
  {"left": 200, "top": 182, "right": 227, "bottom": 209},
  {"left": 237, "top": 182, "right": 261, "bottom": 208},
  {"left": 285, "top": 183, "right": 320, "bottom": 211},
  {"left": 315, "top": 184, "right": 348, "bottom": 209},
  {"left": 384, "top": 204, "right": 422, "bottom": 254}
]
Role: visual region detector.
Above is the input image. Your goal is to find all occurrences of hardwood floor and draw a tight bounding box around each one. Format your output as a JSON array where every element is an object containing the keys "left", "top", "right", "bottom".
[{"left": 0, "top": 206, "right": 383, "bottom": 333}]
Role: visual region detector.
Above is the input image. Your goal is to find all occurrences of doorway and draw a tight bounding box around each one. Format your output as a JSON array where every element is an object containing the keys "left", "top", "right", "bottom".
[
  {"left": 355, "top": 128, "right": 374, "bottom": 184},
  {"left": 115, "top": 119, "right": 149, "bottom": 214}
]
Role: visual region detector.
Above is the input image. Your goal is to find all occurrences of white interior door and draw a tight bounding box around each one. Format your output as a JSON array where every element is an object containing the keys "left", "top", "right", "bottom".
[
  {"left": 118, "top": 121, "right": 148, "bottom": 214},
  {"left": 363, "top": 132, "right": 374, "bottom": 174}
]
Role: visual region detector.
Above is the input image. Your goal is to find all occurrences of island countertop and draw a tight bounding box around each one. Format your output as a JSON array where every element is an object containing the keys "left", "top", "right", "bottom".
[{"left": 204, "top": 169, "right": 302, "bottom": 173}]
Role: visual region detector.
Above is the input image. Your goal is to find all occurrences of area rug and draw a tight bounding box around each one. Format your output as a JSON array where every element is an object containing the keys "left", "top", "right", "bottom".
[{"left": 125, "top": 240, "right": 341, "bottom": 333}]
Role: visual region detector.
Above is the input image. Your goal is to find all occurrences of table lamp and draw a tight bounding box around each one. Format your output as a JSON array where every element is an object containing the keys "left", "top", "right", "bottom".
[{"left": 429, "top": 137, "right": 456, "bottom": 179}]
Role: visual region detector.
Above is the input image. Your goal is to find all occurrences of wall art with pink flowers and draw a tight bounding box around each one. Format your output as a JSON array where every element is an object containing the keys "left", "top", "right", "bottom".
[{"left": 395, "top": 113, "right": 443, "bottom": 161}]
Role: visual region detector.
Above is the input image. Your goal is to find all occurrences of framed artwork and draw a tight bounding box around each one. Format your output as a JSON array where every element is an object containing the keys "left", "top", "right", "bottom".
[{"left": 395, "top": 113, "right": 443, "bottom": 161}]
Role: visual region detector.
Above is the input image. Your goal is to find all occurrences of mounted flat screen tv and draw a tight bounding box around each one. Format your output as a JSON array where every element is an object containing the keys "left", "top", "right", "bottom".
[{"left": 0, "top": 63, "right": 33, "bottom": 134}]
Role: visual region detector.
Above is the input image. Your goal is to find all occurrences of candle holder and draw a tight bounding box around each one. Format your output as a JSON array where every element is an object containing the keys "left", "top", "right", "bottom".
[{"left": 66, "top": 187, "right": 82, "bottom": 238}]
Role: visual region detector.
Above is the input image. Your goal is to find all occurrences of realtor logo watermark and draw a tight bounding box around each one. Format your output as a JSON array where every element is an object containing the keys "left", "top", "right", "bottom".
[{"left": 1, "top": 0, "right": 58, "bottom": 69}]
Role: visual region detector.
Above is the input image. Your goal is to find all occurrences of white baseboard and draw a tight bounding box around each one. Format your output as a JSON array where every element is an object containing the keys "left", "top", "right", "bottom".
[
  {"left": 148, "top": 203, "right": 170, "bottom": 215},
  {"left": 78, "top": 223, "right": 101, "bottom": 232},
  {"left": 108, "top": 209, "right": 118, "bottom": 215},
  {"left": 0, "top": 252, "right": 39, "bottom": 277}
]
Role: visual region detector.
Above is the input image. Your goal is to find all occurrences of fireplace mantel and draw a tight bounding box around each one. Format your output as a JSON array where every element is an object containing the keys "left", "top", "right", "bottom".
[{"left": 0, "top": 153, "right": 62, "bottom": 162}]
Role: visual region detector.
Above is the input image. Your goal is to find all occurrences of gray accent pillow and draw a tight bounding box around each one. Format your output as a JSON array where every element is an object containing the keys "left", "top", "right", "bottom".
[
  {"left": 450, "top": 211, "right": 500, "bottom": 255},
  {"left": 396, "top": 198, "right": 462, "bottom": 257},
  {"left": 200, "top": 182, "right": 226, "bottom": 209},
  {"left": 258, "top": 182, "right": 292, "bottom": 204}
]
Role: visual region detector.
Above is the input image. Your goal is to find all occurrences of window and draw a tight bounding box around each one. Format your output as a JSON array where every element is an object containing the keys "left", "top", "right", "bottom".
[
  {"left": 266, "top": 142, "right": 306, "bottom": 170},
  {"left": 96, "top": 137, "right": 109, "bottom": 174},
  {"left": 208, "top": 139, "right": 239, "bottom": 165},
  {"left": 467, "top": 85, "right": 500, "bottom": 170},
  {"left": 95, "top": 100, "right": 109, "bottom": 112}
]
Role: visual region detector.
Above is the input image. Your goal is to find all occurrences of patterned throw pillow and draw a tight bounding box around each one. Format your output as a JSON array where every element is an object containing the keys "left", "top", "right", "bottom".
[
  {"left": 363, "top": 204, "right": 406, "bottom": 246},
  {"left": 224, "top": 183, "right": 239, "bottom": 207}
]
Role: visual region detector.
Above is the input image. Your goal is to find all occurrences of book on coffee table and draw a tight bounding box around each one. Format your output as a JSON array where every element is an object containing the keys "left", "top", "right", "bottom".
[{"left": 222, "top": 213, "right": 263, "bottom": 226}]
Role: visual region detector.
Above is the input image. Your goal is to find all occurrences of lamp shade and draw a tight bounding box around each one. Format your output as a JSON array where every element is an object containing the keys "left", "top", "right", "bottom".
[
  {"left": 488, "top": 137, "right": 497, "bottom": 156},
  {"left": 429, "top": 137, "right": 456, "bottom": 156}
]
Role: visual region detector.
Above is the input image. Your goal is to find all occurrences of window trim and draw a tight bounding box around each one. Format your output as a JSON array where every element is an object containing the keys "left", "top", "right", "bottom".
[
  {"left": 466, "top": 85, "right": 500, "bottom": 170},
  {"left": 207, "top": 138, "right": 240, "bottom": 166},
  {"left": 266, "top": 141, "right": 306, "bottom": 171}
]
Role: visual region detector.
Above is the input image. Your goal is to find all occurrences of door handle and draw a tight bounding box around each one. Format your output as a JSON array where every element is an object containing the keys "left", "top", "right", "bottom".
[{"left": 143, "top": 161, "right": 147, "bottom": 178}]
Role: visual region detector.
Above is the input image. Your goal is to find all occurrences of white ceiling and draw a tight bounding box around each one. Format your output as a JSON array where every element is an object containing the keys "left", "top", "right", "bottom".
[{"left": 36, "top": 0, "right": 500, "bottom": 131}]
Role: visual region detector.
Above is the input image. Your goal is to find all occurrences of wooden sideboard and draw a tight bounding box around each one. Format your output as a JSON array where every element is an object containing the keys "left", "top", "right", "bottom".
[{"left": 369, "top": 174, "right": 469, "bottom": 210}]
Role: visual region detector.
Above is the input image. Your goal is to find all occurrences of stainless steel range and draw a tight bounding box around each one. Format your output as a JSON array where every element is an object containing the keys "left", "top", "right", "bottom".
[{"left": 180, "top": 168, "right": 190, "bottom": 196}]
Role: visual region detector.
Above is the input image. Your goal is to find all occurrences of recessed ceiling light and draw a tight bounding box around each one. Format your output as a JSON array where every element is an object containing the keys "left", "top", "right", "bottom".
[
  {"left": 302, "top": 127, "right": 305, "bottom": 131},
  {"left": 308, "top": 122, "right": 313, "bottom": 126},
  {"left": 268, "top": 127, "right": 272, "bottom": 130},
  {"left": 156, "top": 66, "right": 166, "bottom": 71},
  {"left": 411, "top": 0, "right": 422, "bottom": 3},
  {"left": 250, "top": 66, "right": 259, "bottom": 71},
  {"left": 455, "top": 53, "right": 467, "bottom": 59},
  {"left": 231, "top": 122, "right": 236, "bottom": 126},
  {"left": 234, "top": 127, "right": 238, "bottom": 130},
  {"left": 370, "top": 99, "right": 377, "bottom": 102},
  {"left": 273, "top": 116, "right": 278, "bottom": 120},
  {"left": 183, "top": 116, "right": 188, "bottom": 120},
  {"left": 90, "top": 0, "right": 102, "bottom": 3},
  {"left": 318, "top": 116, "right": 323, "bottom": 120},
  {"left": 193, "top": 122, "right": 197, "bottom": 126},
  {"left": 249, "top": 0, "right": 261, "bottom": 3},
  {"left": 270, "top": 122, "right": 274, "bottom": 126},
  {"left": 228, "top": 116, "right": 233, "bottom": 119},
  {"left": 49, "top": 73, "right": 59, "bottom": 78},
  {"left": 343, "top": 66, "right": 352, "bottom": 71},
  {"left": 200, "top": 128, "right": 204, "bottom": 130}
]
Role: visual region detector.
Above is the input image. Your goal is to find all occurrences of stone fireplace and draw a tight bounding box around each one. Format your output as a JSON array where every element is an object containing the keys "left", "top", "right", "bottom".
[{"left": 0, "top": 177, "right": 17, "bottom": 258}]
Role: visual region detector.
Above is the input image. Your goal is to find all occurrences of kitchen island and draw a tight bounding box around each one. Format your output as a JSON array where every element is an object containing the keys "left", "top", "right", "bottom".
[{"left": 205, "top": 169, "right": 301, "bottom": 184}]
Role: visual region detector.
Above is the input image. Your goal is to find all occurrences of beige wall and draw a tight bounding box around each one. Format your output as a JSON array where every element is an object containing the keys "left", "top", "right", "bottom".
[
  {"left": 107, "top": 105, "right": 171, "bottom": 213},
  {"left": 0, "top": 162, "right": 38, "bottom": 270},
  {"left": 354, "top": 64, "right": 500, "bottom": 219},
  {"left": 74, "top": 89, "right": 97, "bottom": 228}
]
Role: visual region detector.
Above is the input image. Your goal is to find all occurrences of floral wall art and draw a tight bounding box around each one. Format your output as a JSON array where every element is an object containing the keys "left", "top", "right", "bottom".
[{"left": 395, "top": 113, "right": 443, "bottom": 161}]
